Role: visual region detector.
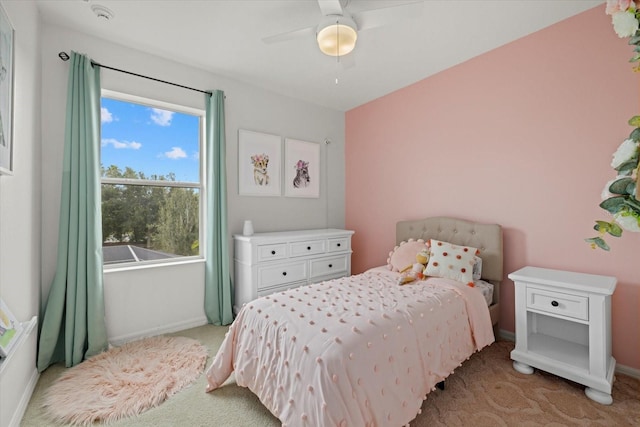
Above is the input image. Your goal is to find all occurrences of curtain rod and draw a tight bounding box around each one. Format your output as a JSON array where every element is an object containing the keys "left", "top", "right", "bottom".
[{"left": 58, "top": 51, "right": 213, "bottom": 96}]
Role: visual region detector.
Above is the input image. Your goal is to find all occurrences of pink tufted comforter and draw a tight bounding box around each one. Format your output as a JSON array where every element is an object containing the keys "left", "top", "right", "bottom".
[{"left": 205, "top": 268, "right": 494, "bottom": 427}]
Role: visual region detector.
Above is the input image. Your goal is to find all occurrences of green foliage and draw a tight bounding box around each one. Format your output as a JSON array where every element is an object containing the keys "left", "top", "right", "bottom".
[
  {"left": 608, "top": 177, "right": 636, "bottom": 195},
  {"left": 593, "top": 221, "right": 622, "bottom": 237},
  {"left": 589, "top": 110, "right": 640, "bottom": 249},
  {"left": 584, "top": 236, "right": 610, "bottom": 251},
  {"left": 153, "top": 188, "right": 200, "bottom": 256},
  {"left": 101, "top": 164, "right": 200, "bottom": 259}
]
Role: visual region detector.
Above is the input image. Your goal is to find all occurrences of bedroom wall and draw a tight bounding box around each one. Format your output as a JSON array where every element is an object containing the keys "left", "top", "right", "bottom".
[
  {"left": 40, "top": 23, "right": 345, "bottom": 344},
  {"left": 0, "top": 1, "right": 42, "bottom": 425},
  {"left": 345, "top": 5, "right": 640, "bottom": 371}
]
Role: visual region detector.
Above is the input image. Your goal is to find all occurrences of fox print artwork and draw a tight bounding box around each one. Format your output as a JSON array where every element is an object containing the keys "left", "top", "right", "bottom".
[{"left": 251, "top": 154, "right": 270, "bottom": 186}]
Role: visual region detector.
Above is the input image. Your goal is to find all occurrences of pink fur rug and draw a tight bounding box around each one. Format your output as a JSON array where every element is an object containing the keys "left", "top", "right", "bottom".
[{"left": 43, "top": 335, "right": 208, "bottom": 425}]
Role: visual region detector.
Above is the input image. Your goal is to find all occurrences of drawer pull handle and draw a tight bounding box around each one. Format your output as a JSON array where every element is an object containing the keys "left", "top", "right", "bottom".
[
  {"left": 328, "top": 264, "right": 333, "bottom": 268},
  {"left": 271, "top": 250, "right": 276, "bottom": 255},
  {"left": 551, "top": 300, "right": 559, "bottom": 307},
  {"left": 307, "top": 246, "right": 311, "bottom": 250},
  {"left": 337, "top": 243, "right": 341, "bottom": 247},
  {"left": 282, "top": 271, "right": 287, "bottom": 276}
]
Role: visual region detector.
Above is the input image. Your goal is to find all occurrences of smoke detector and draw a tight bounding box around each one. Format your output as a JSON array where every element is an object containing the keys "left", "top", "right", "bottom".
[{"left": 91, "top": 4, "right": 114, "bottom": 20}]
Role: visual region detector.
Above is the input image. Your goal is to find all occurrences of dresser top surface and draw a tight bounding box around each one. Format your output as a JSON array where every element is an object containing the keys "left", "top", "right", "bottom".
[{"left": 234, "top": 228, "right": 354, "bottom": 242}]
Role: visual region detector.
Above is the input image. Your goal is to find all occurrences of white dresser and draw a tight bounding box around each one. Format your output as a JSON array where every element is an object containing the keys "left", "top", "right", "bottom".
[
  {"left": 233, "top": 228, "right": 354, "bottom": 313},
  {"left": 509, "top": 266, "right": 616, "bottom": 405}
]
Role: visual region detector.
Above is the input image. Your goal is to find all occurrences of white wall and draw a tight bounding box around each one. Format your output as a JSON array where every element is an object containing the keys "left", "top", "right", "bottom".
[
  {"left": 40, "top": 23, "right": 346, "bottom": 343},
  {"left": 0, "top": 1, "right": 41, "bottom": 426}
]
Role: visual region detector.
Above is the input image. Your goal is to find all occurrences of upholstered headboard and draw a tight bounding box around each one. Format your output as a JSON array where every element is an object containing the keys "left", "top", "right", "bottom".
[{"left": 396, "top": 217, "right": 503, "bottom": 325}]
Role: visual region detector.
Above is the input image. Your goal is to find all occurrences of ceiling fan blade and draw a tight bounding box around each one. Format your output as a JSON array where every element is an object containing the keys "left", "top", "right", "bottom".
[
  {"left": 352, "top": 1, "right": 424, "bottom": 31},
  {"left": 318, "top": 0, "right": 344, "bottom": 17},
  {"left": 262, "top": 26, "right": 316, "bottom": 44}
]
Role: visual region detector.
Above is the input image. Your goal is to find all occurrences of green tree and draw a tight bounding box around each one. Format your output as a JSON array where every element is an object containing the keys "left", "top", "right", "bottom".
[
  {"left": 101, "top": 164, "right": 200, "bottom": 257},
  {"left": 101, "top": 165, "right": 127, "bottom": 242},
  {"left": 154, "top": 187, "right": 199, "bottom": 256}
]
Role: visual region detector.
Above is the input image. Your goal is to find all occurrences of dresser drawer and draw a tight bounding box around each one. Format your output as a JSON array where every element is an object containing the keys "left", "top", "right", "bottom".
[
  {"left": 257, "top": 243, "right": 287, "bottom": 262},
  {"left": 309, "top": 255, "right": 348, "bottom": 279},
  {"left": 526, "top": 287, "right": 588, "bottom": 321},
  {"left": 290, "top": 239, "right": 326, "bottom": 257},
  {"left": 258, "top": 261, "right": 307, "bottom": 288},
  {"left": 328, "top": 237, "right": 349, "bottom": 252}
]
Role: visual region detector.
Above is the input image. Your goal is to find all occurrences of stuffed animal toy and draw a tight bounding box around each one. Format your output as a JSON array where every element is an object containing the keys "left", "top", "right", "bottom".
[
  {"left": 397, "top": 249, "right": 430, "bottom": 285},
  {"left": 415, "top": 248, "right": 429, "bottom": 265}
]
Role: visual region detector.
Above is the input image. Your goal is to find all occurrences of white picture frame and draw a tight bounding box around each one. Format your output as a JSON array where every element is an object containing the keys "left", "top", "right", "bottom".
[
  {"left": 0, "top": 298, "right": 22, "bottom": 358},
  {"left": 238, "top": 129, "right": 281, "bottom": 196},
  {"left": 0, "top": 3, "right": 14, "bottom": 175},
  {"left": 284, "top": 138, "right": 320, "bottom": 198}
]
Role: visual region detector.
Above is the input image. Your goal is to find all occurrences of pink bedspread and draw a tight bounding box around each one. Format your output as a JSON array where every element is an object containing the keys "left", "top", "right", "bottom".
[{"left": 206, "top": 269, "right": 494, "bottom": 427}]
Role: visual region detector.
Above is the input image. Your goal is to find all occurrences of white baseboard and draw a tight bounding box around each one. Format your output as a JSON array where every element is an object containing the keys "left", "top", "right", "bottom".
[
  {"left": 108, "top": 316, "right": 209, "bottom": 347},
  {"left": 499, "top": 329, "right": 515, "bottom": 342},
  {"left": 615, "top": 364, "right": 640, "bottom": 379},
  {"left": 498, "top": 329, "right": 639, "bottom": 379},
  {"left": 9, "top": 368, "right": 39, "bottom": 427}
]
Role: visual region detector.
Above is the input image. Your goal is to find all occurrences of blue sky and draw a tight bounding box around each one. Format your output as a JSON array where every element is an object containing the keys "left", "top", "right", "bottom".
[{"left": 101, "top": 97, "right": 200, "bottom": 182}]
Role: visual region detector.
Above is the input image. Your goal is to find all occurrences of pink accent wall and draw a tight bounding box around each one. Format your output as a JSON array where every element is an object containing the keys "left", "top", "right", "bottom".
[{"left": 345, "top": 6, "right": 640, "bottom": 370}]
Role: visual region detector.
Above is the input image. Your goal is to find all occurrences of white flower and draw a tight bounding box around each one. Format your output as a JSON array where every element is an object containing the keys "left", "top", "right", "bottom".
[
  {"left": 611, "top": 138, "right": 639, "bottom": 168},
  {"left": 612, "top": 10, "right": 639, "bottom": 37},
  {"left": 614, "top": 210, "right": 640, "bottom": 232}
]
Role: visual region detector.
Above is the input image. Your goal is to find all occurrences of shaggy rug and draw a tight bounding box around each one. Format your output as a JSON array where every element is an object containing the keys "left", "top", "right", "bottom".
[{"left": 42, "top": 335, "right": 208, "bottom": 425}]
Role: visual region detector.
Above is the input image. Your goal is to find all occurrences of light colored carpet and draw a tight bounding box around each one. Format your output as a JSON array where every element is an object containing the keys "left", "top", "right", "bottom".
[
  {"left": 21, "top": 325, "right": 639, "bottom": 426},
  {"left": 41, "top": 336, "right": 207, "bottom": 426}
]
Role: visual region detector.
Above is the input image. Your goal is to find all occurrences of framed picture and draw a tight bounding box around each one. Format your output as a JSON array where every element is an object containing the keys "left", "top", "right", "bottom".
[
  {"left": 284, "top": 138, "right": 320, "bottom": 198},
  {"left": 0, "top": 2, "right": 13, "bottom": 175},
  {"left": 238, "top": 129, "right": 281, "bottom": 196},
  {"left": 0, "top": 298, "right": 23, "bottom": 358}
]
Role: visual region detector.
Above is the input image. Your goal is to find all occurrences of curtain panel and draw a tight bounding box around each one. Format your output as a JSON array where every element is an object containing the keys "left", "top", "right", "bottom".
[
  {"left": 204, "top": 90, "right": 233, "bottom": 325},
  {"left": 37, "top": 52, "right": 108, "bottom": 372}
]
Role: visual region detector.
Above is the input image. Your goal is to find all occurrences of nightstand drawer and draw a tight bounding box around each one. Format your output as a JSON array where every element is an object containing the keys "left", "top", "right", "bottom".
[
  {"left": 526, "top": 287, "right": 588, "bottom": 321},
  {"left": 309, "top": 255, "right": 348, "bottom": 279},
  {"left": 257, "top": 243, "right": 287, "bottom": 262},
  {"left": 258, "top": 261, "right": 307, "bottom": 288},
  {"left": 328, "top": 237, "right": 349, "bottom": 252},
  {"left": 290, "top": 239, "right": 325, "bottom": 257}
]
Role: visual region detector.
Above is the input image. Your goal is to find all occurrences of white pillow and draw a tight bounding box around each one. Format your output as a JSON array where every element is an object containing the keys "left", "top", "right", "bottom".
[{"left": 425, "top": 239, "right": 478, "bottom": 286}]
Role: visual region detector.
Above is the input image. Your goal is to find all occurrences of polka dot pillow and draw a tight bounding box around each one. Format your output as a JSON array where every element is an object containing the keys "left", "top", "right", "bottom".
[{"left": 424, "top": 239, "right": 479, "bottom": 286}]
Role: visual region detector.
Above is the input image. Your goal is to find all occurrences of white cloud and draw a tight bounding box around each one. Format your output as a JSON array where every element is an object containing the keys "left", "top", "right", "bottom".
[
  {"left": 102, "top": 138, "right": 142, "bottom": 150},
  {"left": 101, "top": 107, "right": 114, "bottom": 123},
  {"left": 150, "top": 108, "right": 174, "bottom": 126},
  {"left": 164, "top": 147, "right": 187, "bottom": 159}
]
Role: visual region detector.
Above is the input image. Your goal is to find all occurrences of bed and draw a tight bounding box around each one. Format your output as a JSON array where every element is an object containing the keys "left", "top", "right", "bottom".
[{"left": 206, "top": 217, "right": 503, "bottom": 426}]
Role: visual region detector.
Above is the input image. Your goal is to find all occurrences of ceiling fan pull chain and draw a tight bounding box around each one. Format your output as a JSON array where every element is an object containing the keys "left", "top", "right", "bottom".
[{"left": 336, "top": 20, "right": 340, "bottom": 84}]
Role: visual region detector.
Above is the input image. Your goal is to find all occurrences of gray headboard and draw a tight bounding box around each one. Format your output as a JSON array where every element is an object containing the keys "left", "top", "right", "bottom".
[{"left": 396, "top": 217, "right": 503, "bottom": 324}]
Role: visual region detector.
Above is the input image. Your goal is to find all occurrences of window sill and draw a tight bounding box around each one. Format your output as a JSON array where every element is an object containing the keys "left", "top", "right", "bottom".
[{"left": 103, "top": 257, "right": 205, "bottom": 274}]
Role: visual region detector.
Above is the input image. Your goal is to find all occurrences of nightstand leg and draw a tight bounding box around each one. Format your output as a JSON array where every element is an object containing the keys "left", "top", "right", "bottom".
[
  {"left": 513, "top": 361, "right": 534, "bottom": 375},
  {"left": 585, "top": 387, "right": 613, "bottom": 405}
]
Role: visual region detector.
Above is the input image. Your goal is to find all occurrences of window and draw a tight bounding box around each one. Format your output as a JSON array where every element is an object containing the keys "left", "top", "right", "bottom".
[{"left": 100, "top": 91, "right": 204, "bottom": 266}]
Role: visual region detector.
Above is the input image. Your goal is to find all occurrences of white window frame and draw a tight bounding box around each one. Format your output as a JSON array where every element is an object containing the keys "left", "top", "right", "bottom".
[{"left": 100, "top": 89, "right": 206, "bottom": 270}]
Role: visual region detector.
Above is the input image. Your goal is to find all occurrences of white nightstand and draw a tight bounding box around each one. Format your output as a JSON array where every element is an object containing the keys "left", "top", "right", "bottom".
[{"left": 509, "top": 266, "right": 616, "bottom": 405}]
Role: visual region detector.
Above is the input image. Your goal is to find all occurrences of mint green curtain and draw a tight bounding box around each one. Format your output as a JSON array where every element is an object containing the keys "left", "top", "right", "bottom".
[
  {"left": 38, "top": 52, "right": 108, "bottom": 372},
  {"left": 204, "top": 90, "right": 233, "bottom": 325}
]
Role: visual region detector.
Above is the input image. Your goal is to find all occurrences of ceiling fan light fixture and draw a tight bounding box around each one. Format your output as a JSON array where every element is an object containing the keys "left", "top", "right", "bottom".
[{"left": 317, "top": 17, "right": 357, "bottom": 57}]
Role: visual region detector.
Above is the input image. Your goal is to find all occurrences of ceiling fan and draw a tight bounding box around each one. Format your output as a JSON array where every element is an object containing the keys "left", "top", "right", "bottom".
[{"left": 262, "top": 0, "right": 424, "bottom": 58}]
